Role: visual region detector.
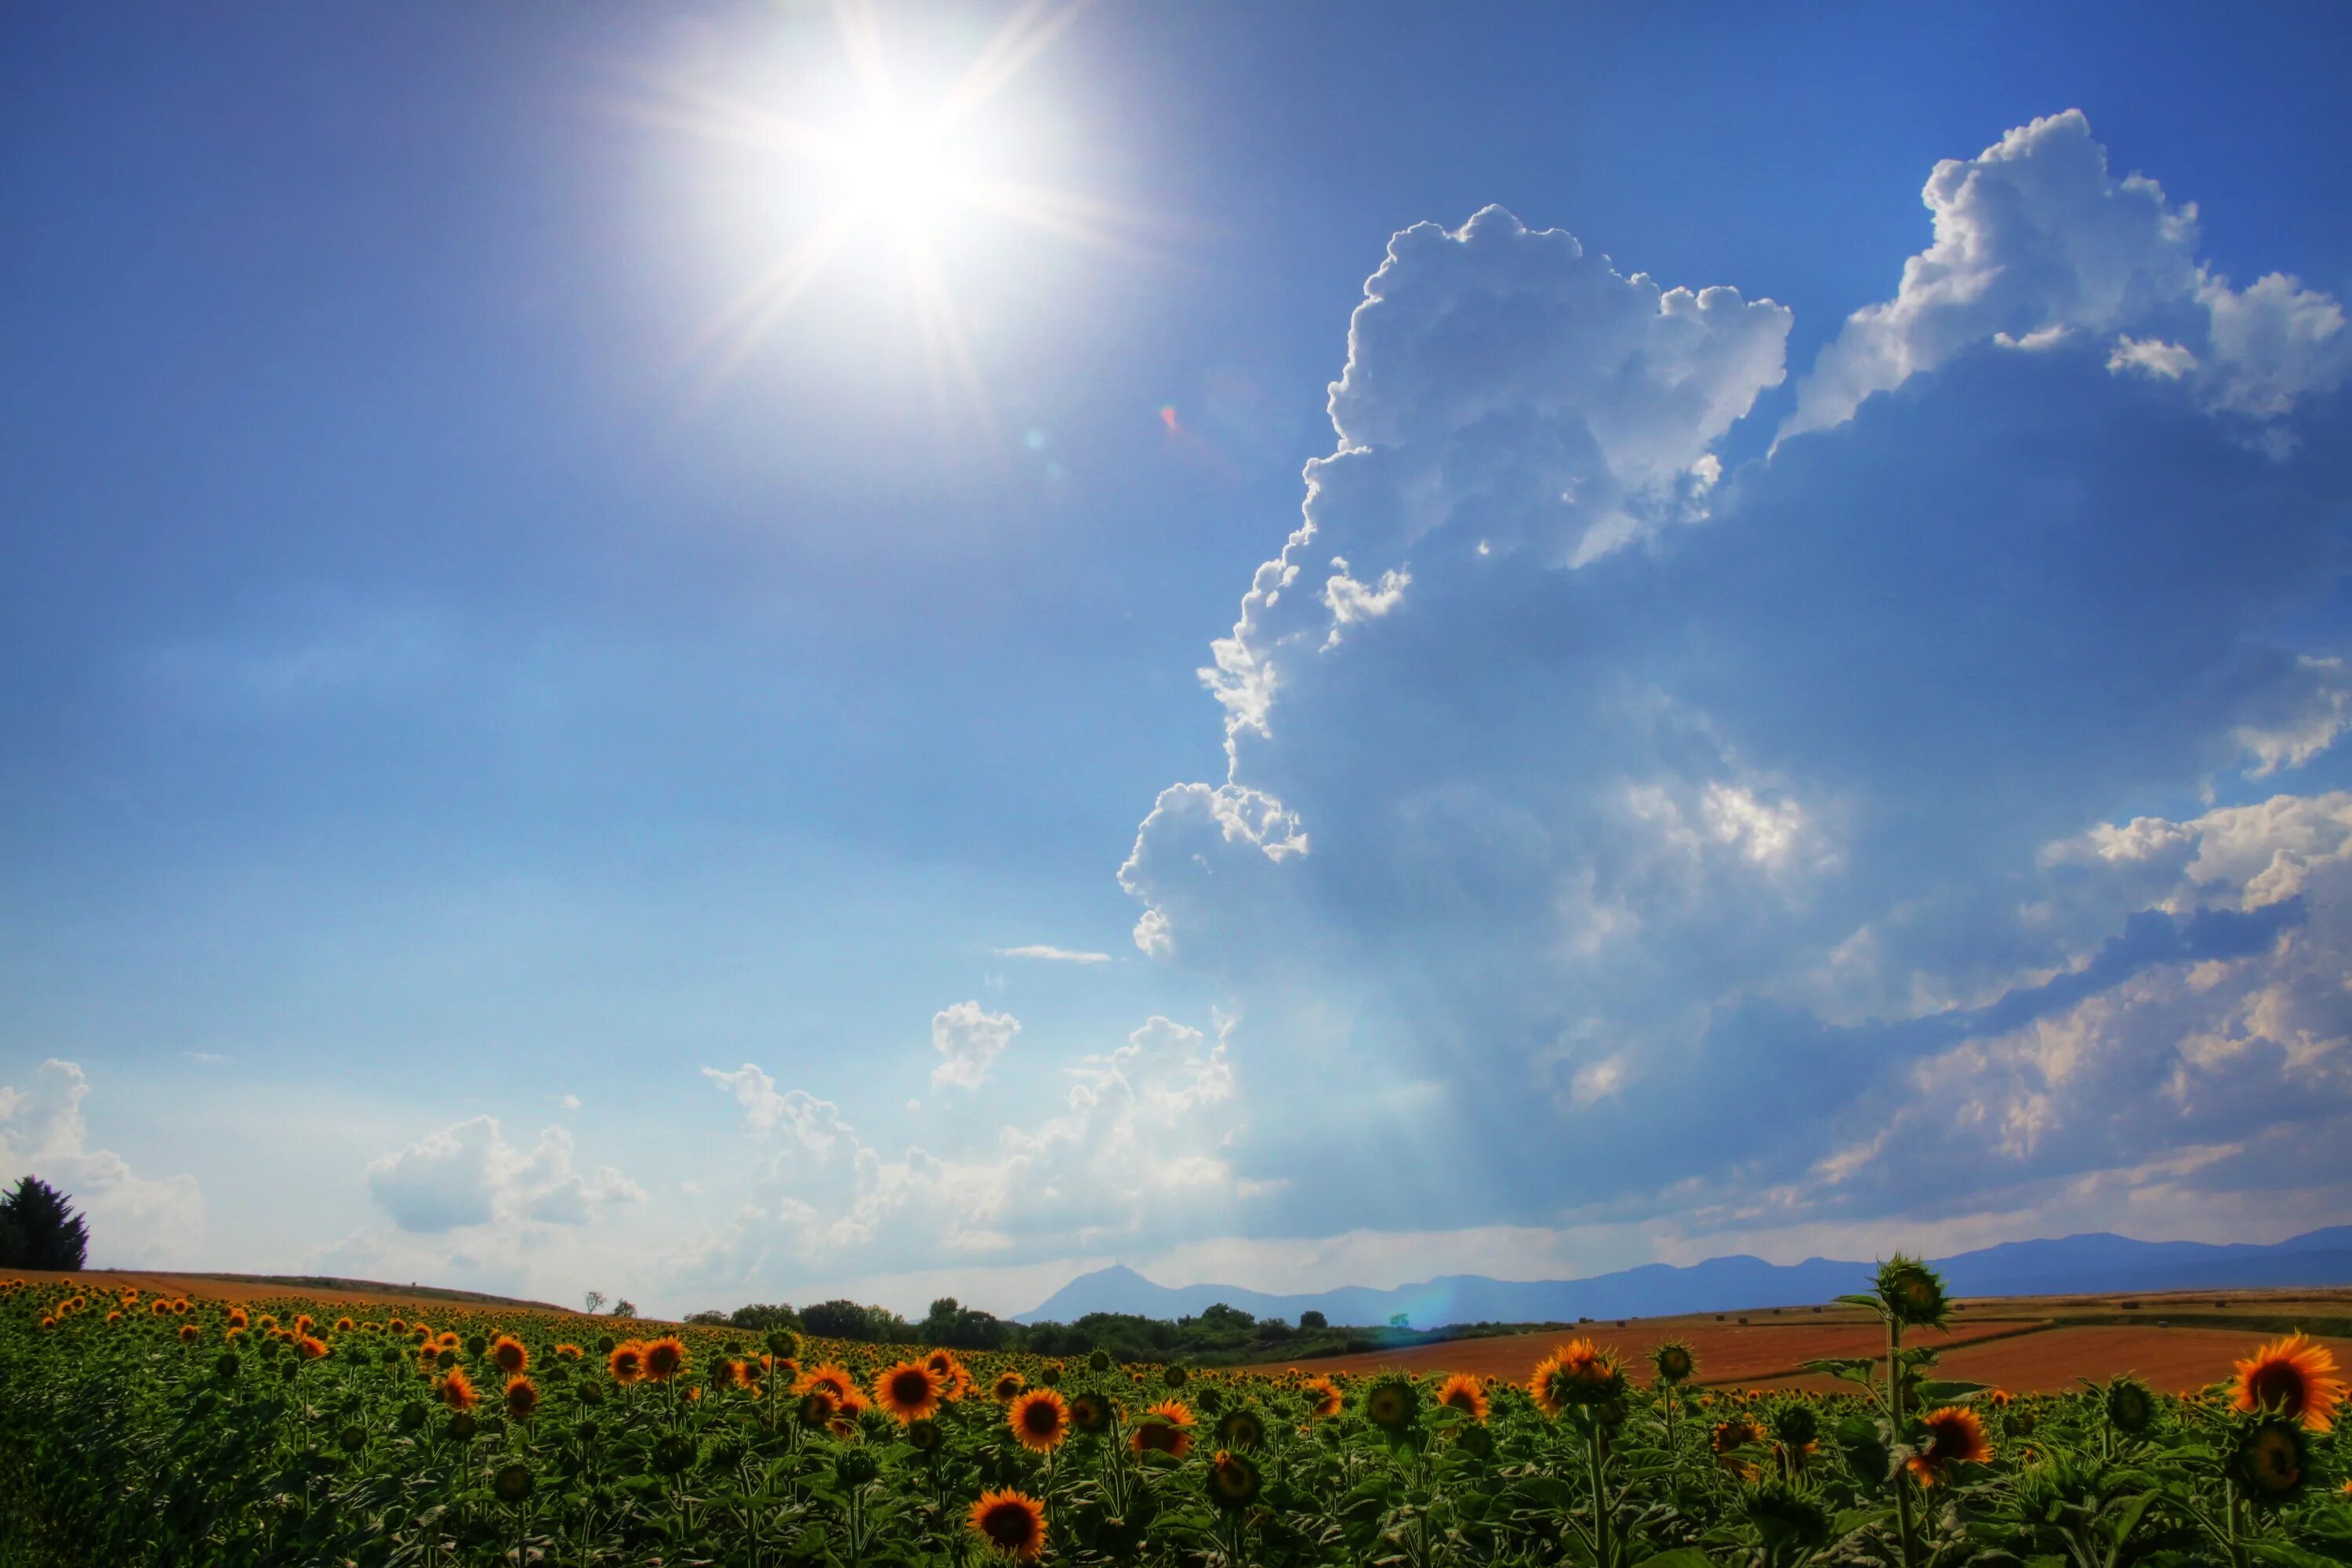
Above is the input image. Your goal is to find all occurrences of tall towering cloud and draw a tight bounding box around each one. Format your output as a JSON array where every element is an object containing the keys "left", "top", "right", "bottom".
[
  {"left": 1123, "top": 113, "right": 2352, "bottom": 1253},
  {"left": 1784, "top": 109, "right": 2350, "bottom": 438}
]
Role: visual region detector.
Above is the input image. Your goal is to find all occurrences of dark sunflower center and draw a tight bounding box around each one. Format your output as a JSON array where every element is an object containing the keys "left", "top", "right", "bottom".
[
  {"left": 982, "top": 1505, "right": 1036, "bottom": 1548},
  {"left": 2245, "top": 1364, "right": 2305, "bottom": 1414},
  {"left": 2251, "top": 1432, "right": 2299, "bottom": 1489}
]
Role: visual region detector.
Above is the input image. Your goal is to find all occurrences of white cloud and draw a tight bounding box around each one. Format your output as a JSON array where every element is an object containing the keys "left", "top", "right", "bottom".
[
  {"left": 0, "top": 1060, "right": 205, "bottom": 1267},
  {"left": 679, "top": 1014, "right": 1254, "bottom": 1295},
  {"left": 1116, "top": 111, "right": 2352, "bottom": 1258},
  {"left": 993, "top": 945, "right": 1113, "bottom": 964},
  {"left": 929, "top": 1000, "right": 1020, "bottom": 1091},
  {"left": 1784, "top": 109, "right": 2348, "bottom": 440},
  {"left": 2107, "top": 336, "right": 2197, "bottom": 379},
  {"left": 365, "top": 1116, "right": 644, "bottom": 1234}
]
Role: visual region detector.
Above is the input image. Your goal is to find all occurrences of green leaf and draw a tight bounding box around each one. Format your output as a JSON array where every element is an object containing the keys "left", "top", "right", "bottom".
[
  {"left": 1632, "top": 1550, "right": 1718, "bottom": 1568},
  {"left": 1802, "top": 1357, "right": 1879, "bottom": 1380},
  {"left": 2247, "top": 1544, "right": 2346, "bottom": 1568}
]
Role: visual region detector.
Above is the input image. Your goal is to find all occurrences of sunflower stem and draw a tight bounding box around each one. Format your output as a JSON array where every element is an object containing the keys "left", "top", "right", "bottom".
[
  {"left": 1588, "top": 1414, "right": 1615, "bottom": 1568},
  {"left": 1887, "top": 1310, "right": 1921, "bottom": 1568}
]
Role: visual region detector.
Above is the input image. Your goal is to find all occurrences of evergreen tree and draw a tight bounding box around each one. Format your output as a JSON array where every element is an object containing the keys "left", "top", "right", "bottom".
[{"left": 0, "top": 1176, "right": 89, "bottom": 1269}]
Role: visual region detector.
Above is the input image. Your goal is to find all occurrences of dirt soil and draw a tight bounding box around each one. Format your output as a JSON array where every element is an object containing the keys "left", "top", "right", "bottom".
[
  {"left": 1248, "top": 1316, "right": 2040, "bottom": 1387},
  {"left": 1249, "top": 1294, "right": 2352, "bottom": 1395},
  {"left": 1769, "top": 1324, "right": 2352, "bottom": 1396},
  {"left": 7, "top": 1269, "right": 579, "bottom": 1319}
]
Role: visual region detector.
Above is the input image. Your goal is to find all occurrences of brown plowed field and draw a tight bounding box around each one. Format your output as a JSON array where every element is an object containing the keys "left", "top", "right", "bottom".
[
  {"left": 1771, "top": 1324, "right": 2352, "bottom": 1396},
  {"left": 1247, "top": 1298, "right": 2352, "bottom": 1395},
  {"left": 8, "top": 1269, "right": 575, "bottom": 1318},
  {"left": 1247, "top": 1316, "right": 2043, "bottom": 1387}
]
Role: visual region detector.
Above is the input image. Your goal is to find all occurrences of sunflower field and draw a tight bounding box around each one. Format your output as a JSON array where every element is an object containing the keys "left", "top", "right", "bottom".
[{"left": 2, "top": 1259, "right": 2348, "bottom": 1568}]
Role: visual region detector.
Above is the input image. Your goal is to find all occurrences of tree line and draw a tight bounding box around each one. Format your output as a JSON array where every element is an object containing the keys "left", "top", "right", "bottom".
[{"left": 678, "top": 1293, "right": 1533, "bottom": 1367}]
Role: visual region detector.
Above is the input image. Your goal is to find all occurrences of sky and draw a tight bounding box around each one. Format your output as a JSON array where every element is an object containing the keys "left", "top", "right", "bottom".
[{"left": 4, "top": 1, "right": 2351, "bottom": 1320}]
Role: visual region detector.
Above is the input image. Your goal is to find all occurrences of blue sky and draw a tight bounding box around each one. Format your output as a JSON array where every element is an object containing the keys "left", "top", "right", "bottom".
[{"left": 4, "top": 2, "right": 2350, "bottom": 1318}]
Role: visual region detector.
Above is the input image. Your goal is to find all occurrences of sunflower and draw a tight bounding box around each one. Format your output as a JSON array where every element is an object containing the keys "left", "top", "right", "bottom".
[
  {"left": 294, "top": 1315, "right": 314, "bottom": 1334},
  {"left": 149, "top": 1299, "right": 172, "bottom": 1318},
  {"left": 1435, "top": 1374, "right": 1489, "bottom": 1423},
  {"left": 1652, "top": 1341, "right": 1697, "bottom": 1385},
  {"left": 2103, "top": 1375, "right": 2157, "bottom": 1435},
  {"left": 908, "top": 1417, "right": 944, "bottom": 1454},
  {"left": 296, "top": 1334, "right": 329, "bottom": 1361},
  {"left": 967, "top": 1488, "right": 1048, "bottom": 1561},
  {"left": 2232, "top": 1333, "right": 2343, "bottom": 1433},
  {"left": 490, "top": 1334, "right": 529, "bottom": 1375},
  {"left": 1874, "top": 1256, "right": 1951, "bottom": 1329},
  {"left": 608, "top": 1341, "right": 646, "bottom": 1385},
  {"left": 1530, "top": 1339, "right": 1625, "bottom": 1416},
  {"left": 1131, "top": 1399, "right": 1196, "bottom": 1459},
  {"left": 1009, "top": 1388, "right": 1071, "bottom": 1453},
  {"left": 504, "top": 1374, "right": 539, "bottom": 1420},
  {"left": 387, "top": 1316, "right": 405, "bottom": 1333},
  {"left": 554, "top": 1342, "right": 582, "bottom": 1360},
  {"left": 334, "top": 1316, "right": 356, "bottom": 1334},
  {"left": 1216, "top": 1406, "right": 1267, "bottom": 1449},
  {"left": 993, "top": 1370, "right": 1026, "bottom": 1403},
  {"left": 924, "top": 1349, "right": 972, "bottom": 1399},
  {"left": 797, "top": 1388, "right": 842, "bottom": 1428},
  {"left": 1363, "top": 1374, "right": 1420, "bottom": 1432},
  {"left": 1769, "top": 1400, "right": 1819, "bottom": 1448},
  {"left": 1303, "top": 1376, "right": 1344, "bottom": 1420},
  {"left": 1744, "top": 1479, "right": 1831, "bottom": 1551},
  {"left": 2232, "top": 1417, "right": 2309, "bottom": 1505},
  {"left": 799, "top": 1363, "right": 861, "bottom": 1404},
  {"left": 641, "top": 1336, "right": 688, "bottom": 1383},
  {"left": 1206, "top": 1449, "right": 1264, "bottom": 1512},
  {"left": 438, "top": 1367, "right": 480, "bottom": 1412},
  {"left": 177, "top": 1322, "right": 198, "bottom": 1343},
  {"left": 1711, "top": 1417, "right": 1769, "bottom": 1481},
  {"left": 1069, "top": 1391, "right": 1112, "bottom": 1435},
  {"left": 875, "top": 1360, "right": 946, "bottom": 1423},
  {"left": 1906, "top": 1405, "right": 1992, "bottom": 1486}
]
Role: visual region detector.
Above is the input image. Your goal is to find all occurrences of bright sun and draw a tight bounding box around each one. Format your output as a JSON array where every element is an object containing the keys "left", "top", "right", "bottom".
[
  {"left": 833, "top": 109, "right": 967, "bottom": 234},
  {"left": 649, "top": 0, "right": 1131, "bottom": 410}
]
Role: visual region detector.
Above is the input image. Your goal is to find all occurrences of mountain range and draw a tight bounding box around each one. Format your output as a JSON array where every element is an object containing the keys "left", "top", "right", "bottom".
[{"left": 1015, "top": 1226, "right": 2352, "bottom": 1327}]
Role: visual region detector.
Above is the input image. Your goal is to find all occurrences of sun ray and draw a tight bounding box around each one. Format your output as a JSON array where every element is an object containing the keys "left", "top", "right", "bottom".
[
  {"left": 642, "top": 0, "right": 1145, "bottom": 424},
  {"left": 935, "top": 0, "right": 1093, "bottom": 128}
]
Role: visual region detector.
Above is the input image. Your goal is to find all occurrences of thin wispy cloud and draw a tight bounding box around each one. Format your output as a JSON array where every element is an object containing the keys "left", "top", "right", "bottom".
[{"left": 993, "top": 944, "right": 1113, "bottom": 964}]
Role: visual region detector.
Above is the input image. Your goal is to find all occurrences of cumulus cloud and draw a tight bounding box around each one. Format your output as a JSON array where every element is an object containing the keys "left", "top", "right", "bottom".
[
  {"left": 0, "top": 1060, "right": 205, "bottom": 1266},
  {"left": 681, "top": 1014, "right": 1254, "bottom": 1294},
  {"left": 366, "top": 1116, "right": 644, "bottom": 1234},
  {"left": 1784, "top": 110, "right": 2350, "bottom": 439},
  {"left": 930, "top": 1000, "right": 1021, "bottom": 1091},
  {"left": 1118, "top": 111, "right": 2352, "bottom": 1256}
]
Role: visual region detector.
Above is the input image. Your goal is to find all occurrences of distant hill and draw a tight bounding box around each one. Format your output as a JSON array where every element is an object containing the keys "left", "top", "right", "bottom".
[{"left": 1016, "top": 1225, "right": 2352, "bottom": 1328}]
